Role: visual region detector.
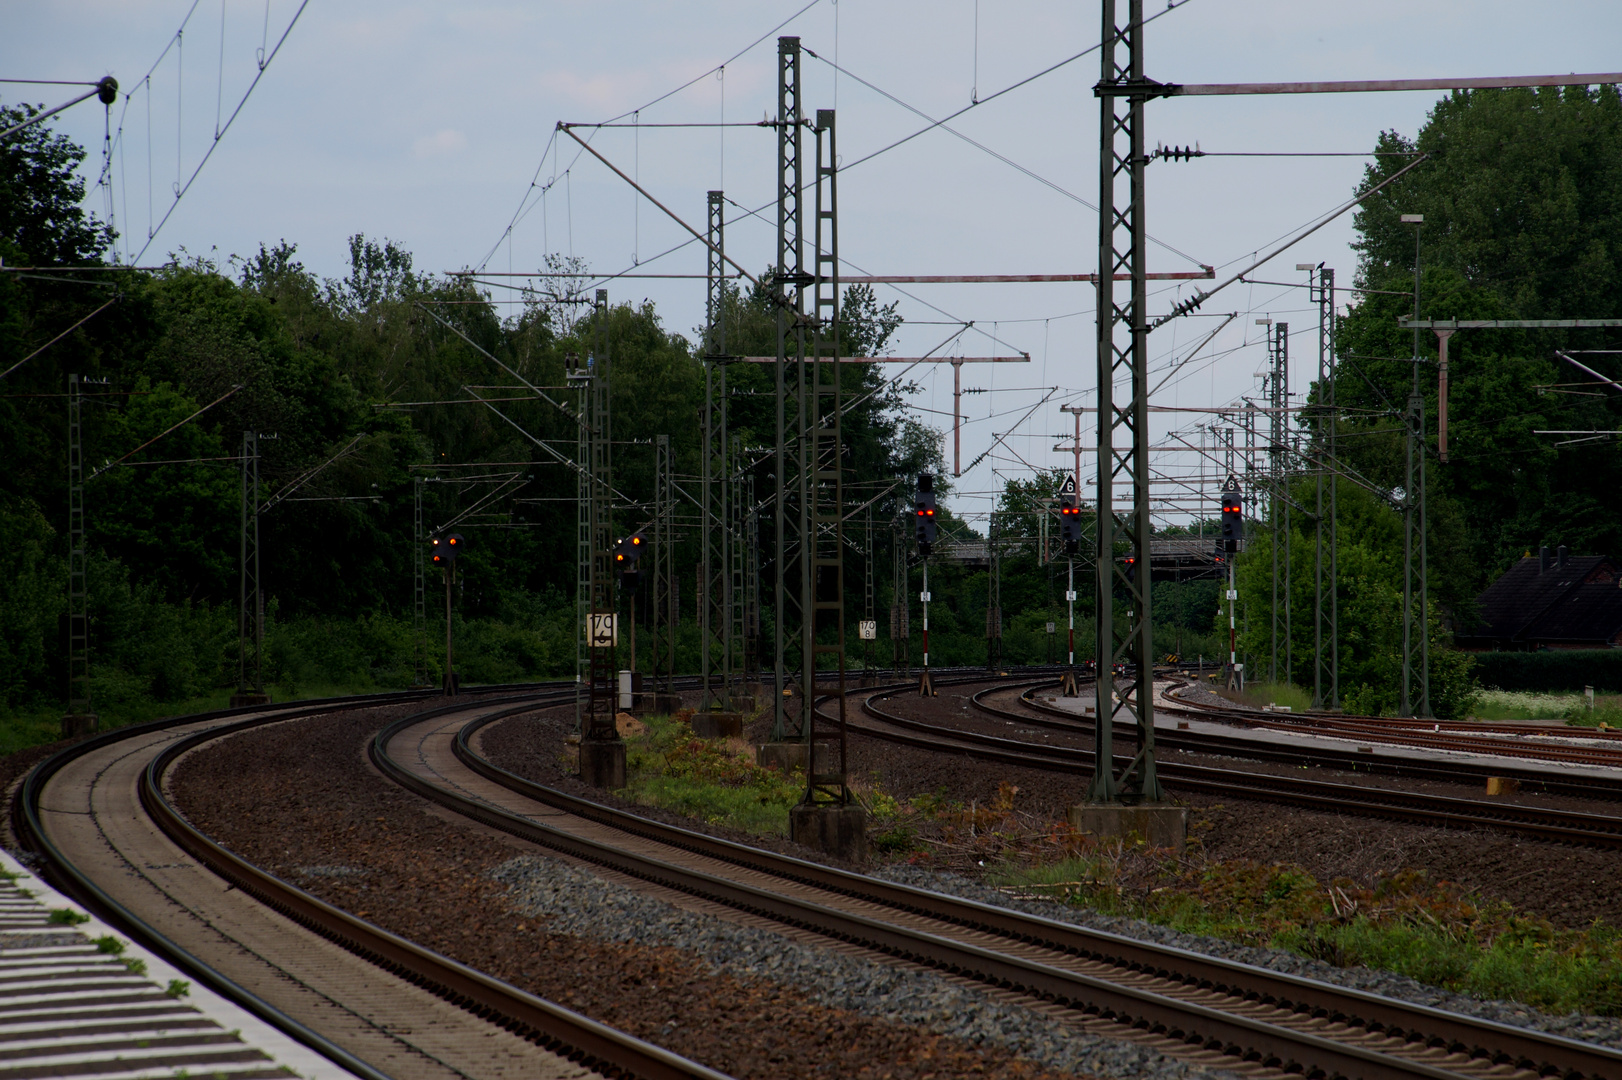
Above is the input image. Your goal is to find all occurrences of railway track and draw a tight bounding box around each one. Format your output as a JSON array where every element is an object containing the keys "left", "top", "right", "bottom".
[
  {"left": 15, "top": 684, "right": 732, "bottom": 1080},
  {"left": 1158, "top": 683, "right": 1622, "bottom": 770},
  {"left": 371, "top": 693, "right": 1622, "bottom": 1080},
  {"left": 973, "top": 680, "right": 1622, "bottom": 802},
  {"left": 849, "top": 678, "right": 1622, "bottom": 848}
]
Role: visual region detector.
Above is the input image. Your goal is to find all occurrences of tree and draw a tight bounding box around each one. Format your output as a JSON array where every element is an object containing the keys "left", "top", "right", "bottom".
[{"left": 1337, "top": 86, "right": 1622, "bottom": 619}]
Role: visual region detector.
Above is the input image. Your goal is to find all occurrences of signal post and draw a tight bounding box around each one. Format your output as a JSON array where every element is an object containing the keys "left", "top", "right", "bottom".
[
  {"left": 431, "top": 533, "right": 464, "bottom": 695},
  {"left": 915, "top": 474, "right": 937, "bottom": 697},
  {"left": 1058, "top": 477, "right": 1082, "bottom": 697}
]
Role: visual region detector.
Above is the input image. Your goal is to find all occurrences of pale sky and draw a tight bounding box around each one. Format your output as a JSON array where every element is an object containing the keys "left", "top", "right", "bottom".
[{"left": 7, "top": 1, "right": 1620, "bottom": 524}]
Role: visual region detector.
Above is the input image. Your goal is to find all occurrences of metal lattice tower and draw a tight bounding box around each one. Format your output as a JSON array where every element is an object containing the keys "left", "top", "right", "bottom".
[
  {"left": 570, "top": 350, "right": 591, "bottom": 729},
  {"left": 237, "top": 429, "right": 264, "bottom": 698},
  {"left": 771, "top": 35, "right": 809, "bottom": 743},
  {"left": 728, "top": 435, "right": 748, "bottom": 701},
  {"left": 653, "top": 433, "right": 677, "bottom": 696},
  {"left": 701, "top": 190, "right": 732, "bottom": 712},
  {"left": 1266, "top": 323, "right": 1289, "bottom": 685},
  {"left": 801, "top": 106, "right": 851, "bottom": 804},
  {"left": 986, "top": 515, "right": 1003, "bottom": 670},
  {"left": 1089, "top": 0, "right": 1161, "bottom": 805},
  {"left": 862, "top": 501, "right": 875, "bottom": 678},
  {"left": 742, "top": 466, "right": 760, "bottom": 688},
  {"left": 413, "top": 475, "right": 426, "bottom": 687},
  {"left": 1402, "top": 232, "right": 1431, "bottom": 718},
  {"left": 1312, "top": 268, "right": 1338, "bottom": 709},
  {"left": 890, "top": 516, "right": 909, "bottom": 672},
  {"left": 585, "top": 290, "right": 618, "bottom": 738},
  {"left": 65, "top": 373, "right": 91, "bottom": 720}
]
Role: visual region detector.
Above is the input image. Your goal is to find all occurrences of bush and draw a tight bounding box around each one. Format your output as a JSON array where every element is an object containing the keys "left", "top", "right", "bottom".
[{"left": 1473, "top": 650, "right": 1622, "bottom": 693}]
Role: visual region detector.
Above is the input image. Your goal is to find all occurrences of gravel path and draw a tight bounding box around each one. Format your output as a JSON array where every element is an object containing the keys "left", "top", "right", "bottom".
[{"left": 494, "top": 853, "right": 1239, "bottom": 1080}]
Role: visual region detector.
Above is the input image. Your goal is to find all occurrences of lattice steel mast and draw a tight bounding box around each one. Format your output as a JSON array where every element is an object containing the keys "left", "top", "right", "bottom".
[
  {"left": 771, "top": 35, "right": 809, "bottom": 744},
  {"left": 652, "top": 433, "right": 676, "bottom": 703},
  {"left": 701, "top": 190, "right": 732, "bottom": 714},
  {"left": 414, "top": 475, "right": 427, "bottom": 688},
  {"left": 64, "top": 373, "right": 94, "bottom": 734},
  {"left": 235, "top": 429, "right": 266, "bottom": 704},
  {"left": 580, "top": 289, "right": 624, "bottom": 784},
  {"left": 799, "top": 107, "right": 852, "bottom": 806},
  {"left": 1089, "top": 0, "right": 1162, "bottom": 804}
]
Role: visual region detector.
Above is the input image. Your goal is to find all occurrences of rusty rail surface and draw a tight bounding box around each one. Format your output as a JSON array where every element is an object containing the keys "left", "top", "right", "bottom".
[
  {"left": 855, "top": 682, "right": 1622, "bottom": 848},
  {"left": 380, "top": 695, "right": 1622, "bottom": 1080},
  {"left": 19, "top": 684, "right": 735, "bottom": 1080},
  {"left": 970, "top": 681, "right": 1622, "bottom": 802}
]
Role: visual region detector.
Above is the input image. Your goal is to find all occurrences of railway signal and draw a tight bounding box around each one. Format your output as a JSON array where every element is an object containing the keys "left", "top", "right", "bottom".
[
  {"left": 1220, "top": 480, "right": 1242, "bottom": 553},
  {"left": 1059, "top": 492, "right": 1082, "bottom": 554},
  {"left": 1123, "top": 551, "right": 1138, "bottom": 583},
  {"left": 431, "top": 532, "right": 464, "bottom": 569},
  {"left": 914, "top": 474, "right": 937, "bottom": 558},
  {"left": 614, "top": 532, "right": 645, "bottom": 592},
  {"left": 430, "top": 533, "right": 465, "bottom": 697}
]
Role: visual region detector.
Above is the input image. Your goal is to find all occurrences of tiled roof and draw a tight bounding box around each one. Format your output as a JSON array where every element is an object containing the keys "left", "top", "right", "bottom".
[{"left": 1465, "top": 555, "right": 1622, "bottom": 645}]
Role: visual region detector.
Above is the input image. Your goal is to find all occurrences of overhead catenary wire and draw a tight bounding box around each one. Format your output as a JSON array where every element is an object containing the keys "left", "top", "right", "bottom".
[{"left": 476, "top": 0, "right": 822, "bottom": 270}]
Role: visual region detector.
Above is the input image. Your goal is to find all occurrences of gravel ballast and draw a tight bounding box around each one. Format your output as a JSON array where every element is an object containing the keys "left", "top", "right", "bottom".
[
  {"left": 493, "top": 854, "right": 1237, "bottom": 1080},
  {"left": 871, "top": 865, "right": 1622, "bottom": 1052}
]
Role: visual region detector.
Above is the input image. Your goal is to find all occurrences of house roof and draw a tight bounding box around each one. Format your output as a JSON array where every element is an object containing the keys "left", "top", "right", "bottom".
[{"left": 1466, "top": 555, "right": 1622, "bottom": 645}]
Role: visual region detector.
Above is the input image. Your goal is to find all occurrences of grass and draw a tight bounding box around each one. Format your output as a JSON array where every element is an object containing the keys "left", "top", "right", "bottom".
[
  {"left": 1470, "top": 689, "right": 1582, "bottom": 722},
  {"left": 990, "top": 845, "right": 1622, "bottom": 1017},
  {"left": 1216, "top": 680, "right": 1313, "bottom": 713},
  {"left": 616, "top": 710, "right": 806, "bottom": 835},
  {"left": 1465, "top": 689, "right": 1622, "bottom": 729},
  {"left": 593, "top": 707, "right": 1622, "bottom": 1018}
]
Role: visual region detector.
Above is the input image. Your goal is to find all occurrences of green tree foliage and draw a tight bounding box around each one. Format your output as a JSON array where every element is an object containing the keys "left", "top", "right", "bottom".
[
  {"left": 1337, "top": 85, "right": 1622, "bottom": 615},
  {"left": 1229, "top": 85, "right": 1622, "bottom": 714},
  {"left": 0, "top": 115, "right": 960, "bottom": 723}
]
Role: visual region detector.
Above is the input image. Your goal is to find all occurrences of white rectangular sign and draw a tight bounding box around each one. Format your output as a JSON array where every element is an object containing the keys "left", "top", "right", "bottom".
[
  {"left": 588, "top": 613, "right": 617, "bottom": 647},
  {"left": 858, "top": 619, "right": 877, "bottom": 640},
  {"left": 1226, "top": 589, "right": 1238, "bottom": 600},
  {"left": 1065, "top": 590, "right": 1077, "bottom": 602},
  {"left": 1045, "top": 621, "right": 1056, "bottom": 634},
  {"left": 919, "top": 591, "right": 932, "bottom": 602}
]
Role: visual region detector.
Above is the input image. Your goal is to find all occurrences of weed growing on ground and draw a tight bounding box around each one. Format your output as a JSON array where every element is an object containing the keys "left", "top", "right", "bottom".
[
  {"left": 1215, "top": 681, "right": 1313, "bottom": 713},
  {"left": 1471, "top": 689, "right": 1582, "bottom": 722},
  {"left": 619, "top": 710, "right": 804, "bottom": 835},
  {"left": 1563, "top": 694, "right": 1622, "bottom": 729},
  {"left": 963, "top": 797, "right": 1622, "bottom": 1017}
]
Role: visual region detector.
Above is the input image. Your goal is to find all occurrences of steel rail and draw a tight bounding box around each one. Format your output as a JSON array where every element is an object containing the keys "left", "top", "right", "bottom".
[
  {"left": 13, "top": 687, "right": 460, "bottom": 1080},
  {"left": 972, "top": 681, "right": 1622, "bottom": 803},
  {"left": 370, "top": 703, "right": 1481, "bottom": 1080},
  {"left": 1159, "top": 688, "right": 1622, "bottom": 765},
  {"left": 854, "top": 685, "right": 1622, "bottom": 848},
  {"left": 140, "top": 691, "right": 733, "bottom": 1080},
  {"left": 408, "top": 692, "right": 1622, "bottom": 1080},
  {"left": 17, "top": 682, "right": 733, "bottom": 1080}
]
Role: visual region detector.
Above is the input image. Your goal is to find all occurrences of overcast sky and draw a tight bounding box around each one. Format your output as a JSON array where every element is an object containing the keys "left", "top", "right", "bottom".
[{"left": 8, "top": 1, "right": 1621, "bottom": 523}]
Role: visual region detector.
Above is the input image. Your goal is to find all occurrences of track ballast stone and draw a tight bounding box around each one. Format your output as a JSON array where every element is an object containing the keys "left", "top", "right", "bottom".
[
  {"left": 492, "top": 854, "right": 1242, "bottom": 1080},
  {"left": 873, "top": 865, "right": 1622, "bottom": 1051}
]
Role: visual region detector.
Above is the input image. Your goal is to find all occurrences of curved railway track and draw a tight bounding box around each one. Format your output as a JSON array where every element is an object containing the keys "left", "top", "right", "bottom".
[
  {"left": 15, "top": 685, "right": 732, "bottom": 1080},
  {"left": 847, "top": 678, "right": 1622, "bottom": 848},
  {"left": 371, "top": 694, "right": 1622, "bottom": 1080},
  {"left": 1157, "top": 683, "right": 1622, "bottom": 771},
  {"left": 974, "top": 680, "right": 1622, "bottom": 802}
]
